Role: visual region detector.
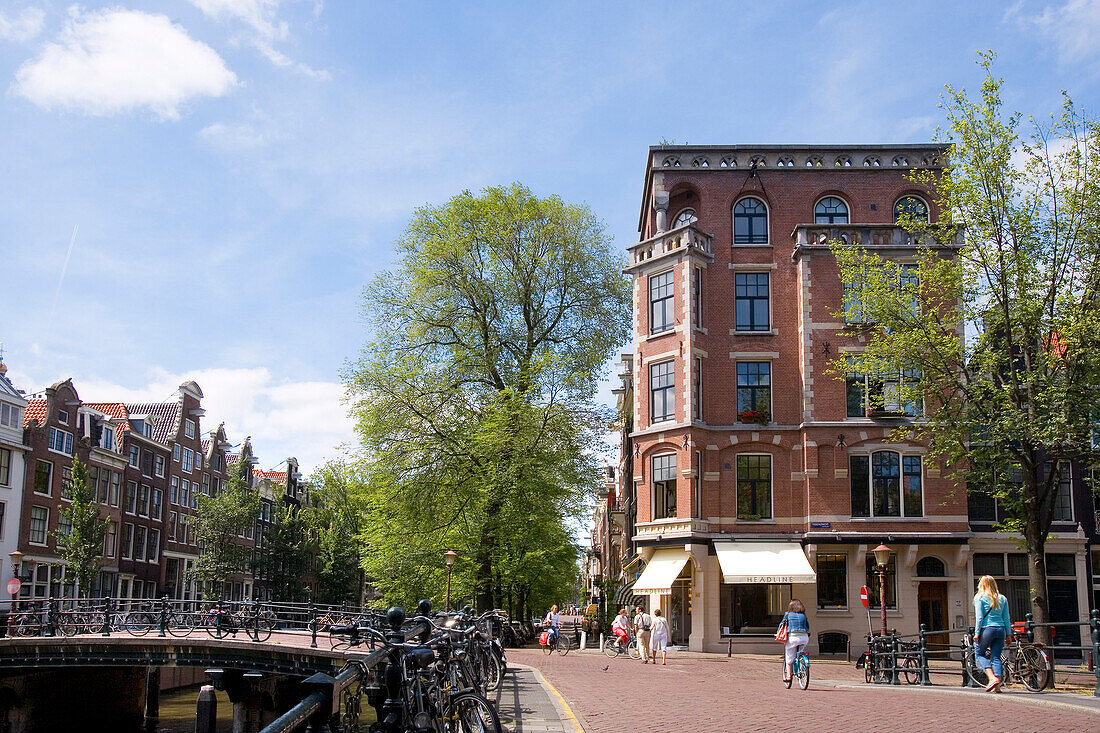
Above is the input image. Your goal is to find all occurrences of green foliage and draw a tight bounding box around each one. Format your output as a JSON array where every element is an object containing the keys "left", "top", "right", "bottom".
[
  {"left": 53, "top": 457, "right": 110, "bottom": 596},
  {"left": 254, "top": 504, "right": 310, "bottom": 602},
  {"left": 186, "top": 463, "right": 260, "bottom": 598},
  {"left": 830, "top": 52, "right": 1100, "bottom": 624},
  {"left": 305, "top": 459, "right": 367, "bottom": 605},
  {"left": 347, "top": 183, "right": 630, "bottom": 615}
]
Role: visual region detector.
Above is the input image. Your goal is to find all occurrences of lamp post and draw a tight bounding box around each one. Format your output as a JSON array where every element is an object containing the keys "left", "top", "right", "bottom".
[
  {"left": 873, "top": 544, "right": 892, "bottom": 638},
  {"left": 444, "top": 550, "right": 457, "bottom": 612},
  {"left": 7, "top": 551, "right": 22, "bottom": 637}
]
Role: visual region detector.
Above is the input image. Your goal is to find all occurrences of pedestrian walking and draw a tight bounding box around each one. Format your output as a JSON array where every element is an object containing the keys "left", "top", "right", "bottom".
[
  {"left": 649, "top": 608, "right": 670, "bottom": 665},
  {"left": 633, "top": 605, "right": 652, "bottom": 663},
  {"left": 973, "top": 575, "right": 1012, "bottom": 693},
  {"left": 778, "top": 599, "right": 810, "bottom": 683}
]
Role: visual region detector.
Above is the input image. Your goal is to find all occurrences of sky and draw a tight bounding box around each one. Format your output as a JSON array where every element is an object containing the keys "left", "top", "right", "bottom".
[{"left": 1, "top": 0, "right": 1099, "bottom": 476}]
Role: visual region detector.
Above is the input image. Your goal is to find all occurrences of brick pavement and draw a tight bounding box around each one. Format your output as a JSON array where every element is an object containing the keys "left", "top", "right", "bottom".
[{"left": 511, "top": 648, "right": 1100, "bottom": 733}]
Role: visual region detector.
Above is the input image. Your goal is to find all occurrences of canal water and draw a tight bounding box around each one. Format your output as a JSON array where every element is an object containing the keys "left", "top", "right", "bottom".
[{"left": 149, "top": 686, "right": 376, "bottom": 732}]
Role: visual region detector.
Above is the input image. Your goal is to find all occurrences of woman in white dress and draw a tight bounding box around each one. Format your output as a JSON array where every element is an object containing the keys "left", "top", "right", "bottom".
[{"left": 649, "top": 608, "right": 670, "bottom": 665}]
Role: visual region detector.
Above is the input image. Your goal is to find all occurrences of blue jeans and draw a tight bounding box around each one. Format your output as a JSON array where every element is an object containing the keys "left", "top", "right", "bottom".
[
  {"left": 977, "top": 626, "right": 1006, "bottom": 677},
  {"left": 547, "top": 626, "right": 559, "bottom": 642}
]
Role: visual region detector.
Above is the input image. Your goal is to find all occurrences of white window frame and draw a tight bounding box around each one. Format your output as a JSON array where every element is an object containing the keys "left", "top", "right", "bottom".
[
  {"left": 182, "top": 448, "right": 194, "bottom": 473},
  {"left": 48, "top": 427, "right": 74, "bottom": 456},
  {"left": 184, "top": 419, "right": 196, "bottom": 439},
  {"left": 173, "top": 444, "right": 180, "bottom": 462},
  {"left": 0, "top": 448, "right": 9, "bottom": 487},
  {"left": 155, "top": 455, "right": 165, "bottom": 478},
  {"left": 649, "top": 269, "right": 675, "bottom": 335},
  {"left": 29, "top": 505, "right": 49, "bottom": 546}
]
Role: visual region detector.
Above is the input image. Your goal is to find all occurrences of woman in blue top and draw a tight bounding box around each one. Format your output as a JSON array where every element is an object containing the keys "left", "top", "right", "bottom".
[
  {"left": 973, "top": 575, "right": 1013, "bottom": 692},
  {"left": 779, "top": 599, "right": 810, "bottom": 682}
]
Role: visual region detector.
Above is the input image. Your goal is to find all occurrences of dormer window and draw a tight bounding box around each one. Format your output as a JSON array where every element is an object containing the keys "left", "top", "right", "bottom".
[{"left": 143, "top": 421, "right": 153, "bottom": 438}]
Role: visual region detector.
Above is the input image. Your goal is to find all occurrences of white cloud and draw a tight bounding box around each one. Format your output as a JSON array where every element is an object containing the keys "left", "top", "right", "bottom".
[
  {"left": 12, "top": 8, "right": 237, "bottom": 120},
  {"left": 190, "top": 0, "right": 328, "bottom": 78},
  {"left": 199, "top": 120, "right": 272, "bottom": 150},
  {"left": 1008, "top": 0, "right": 1100, "bottom": 64},
  {"left": 10, "top": 365, "right": 354, "bottom": 475},
  {"left": 0, "top": 6, "right": 45, "bottom": 42}
]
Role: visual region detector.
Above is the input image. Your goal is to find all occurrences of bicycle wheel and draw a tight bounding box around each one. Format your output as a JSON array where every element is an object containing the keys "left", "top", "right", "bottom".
[
  {"left": 902, "top": 654, "right": 921, "bottom": 684},
  {"left": 556, "top": 636, "right": 573, "bottom": 656},
  {"left": 448, "top": 691, "right": 503, "bottom": 733},
  {"left": 213, "top": 614, "right": 235, "bottom": 639},
  {"left": 797, "top": 655, "right": 810, "bottom": 690},
  {"left": 602, "top": 640, "right": 619, "bottom": 658},
  {"left": 55, "top": 613, "right": 78, "bottom": 637},
  {"left": 124, "top": 612, "right": 155, "bottom": 637},
  {"left": 543, "top": 636, "right": 554, "bottom": 655},
  {"left": 1015, "top": 646, "right": 1050, "bottom": 692},
  {"left": 964, "top": 649, "right": 989, "bottom": 687},
  {"left": 483, "top": 650, "right": 504, "bottom": 699},
  {"left": 253, "top": 615, "right": 274, "bottom": 642},
  {"left": 627, "top": 642, "right": 642, "bottom": 661},
  {"left": 166, "top": 611, "right": 194, "bottom": 637}
]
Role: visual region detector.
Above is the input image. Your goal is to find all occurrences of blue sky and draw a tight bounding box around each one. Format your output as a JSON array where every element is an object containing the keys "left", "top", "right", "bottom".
[{"left": 1, "top": 0, "right": 1098, "bottom": 473}]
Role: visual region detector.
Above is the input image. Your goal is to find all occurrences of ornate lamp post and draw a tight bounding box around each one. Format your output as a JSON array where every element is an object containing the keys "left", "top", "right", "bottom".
[
  {"left": 873, "top": 544, "right": 892, "bottom": 638},
  {"left": 444, "top": 550, "right": 457, "bottom": 612},
  {"left": 7, "top": 551, "right": 22, "bottom": 637}
]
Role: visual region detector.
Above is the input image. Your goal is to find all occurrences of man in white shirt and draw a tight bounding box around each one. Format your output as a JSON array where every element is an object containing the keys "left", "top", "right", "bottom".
[{"left": 633, "top": 605, "right": 652, "bottom": 663}]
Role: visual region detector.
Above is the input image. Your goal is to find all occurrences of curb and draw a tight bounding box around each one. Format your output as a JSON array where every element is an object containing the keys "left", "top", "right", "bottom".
[
  {"left": 509, "top": 662, "right": 587, "bottom": 733},
  {"left": 823, "top": 680, "right": 1100, "bottom": 715}
]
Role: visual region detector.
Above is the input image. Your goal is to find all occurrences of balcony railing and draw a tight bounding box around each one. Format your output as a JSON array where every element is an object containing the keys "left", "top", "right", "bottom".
[
  {"left": 793, "top": 224, "right": 963, "bottom": 251},
  {"left": 626, "top": 223, "right": 713, "bottom": 272},
  {"left": 634, "top": 517, "right": 710, "bottom": 538}
]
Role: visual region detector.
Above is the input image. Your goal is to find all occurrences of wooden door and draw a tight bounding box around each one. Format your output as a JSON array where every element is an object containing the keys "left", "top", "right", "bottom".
[{"left": 917, "top": 582, "right": 949, "bottom": 651}]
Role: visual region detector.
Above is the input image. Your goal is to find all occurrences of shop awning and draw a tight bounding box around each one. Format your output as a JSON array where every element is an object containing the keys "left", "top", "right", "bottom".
[
  {"left": 632, "top": 549, "right": 691, "bottom": 594},
  {"left": 714, "top": 542, "right": 816, "bottom": 584}
]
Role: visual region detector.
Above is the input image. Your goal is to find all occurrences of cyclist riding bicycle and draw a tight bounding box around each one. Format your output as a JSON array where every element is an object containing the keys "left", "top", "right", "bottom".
[
  {"left": 611, "top": 607, "right": 630, "bottom": 650},
  {"left": 779, "top": 599, "right": 810, "bottom": 683},
  {"left": 544, "top": 604, "right": 561, "bottom": 644}
]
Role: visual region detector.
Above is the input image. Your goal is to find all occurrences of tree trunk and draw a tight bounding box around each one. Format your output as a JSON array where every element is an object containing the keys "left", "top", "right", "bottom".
[{"left": 1023, "top": 514, "right": 1051, "bottom": 645}]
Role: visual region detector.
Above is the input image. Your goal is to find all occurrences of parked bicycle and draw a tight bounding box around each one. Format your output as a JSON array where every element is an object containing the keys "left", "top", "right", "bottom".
[
  {"left": 203, "top": 602, "right": 274, "bottom": 642},
  {"left": 964, "top": 628, "right": 1050, "bottom": 692}
]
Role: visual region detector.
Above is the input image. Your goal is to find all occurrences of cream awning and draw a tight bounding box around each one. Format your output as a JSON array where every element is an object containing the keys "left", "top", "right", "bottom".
[
  {"left": 632, "top": 549, "right": 691, "bottom": 594},
  {"left": 714, "top": 542, "right": 816, "bottom": 584}
]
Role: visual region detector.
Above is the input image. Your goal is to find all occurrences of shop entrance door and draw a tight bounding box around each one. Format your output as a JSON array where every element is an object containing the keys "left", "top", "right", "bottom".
[
  {"left": 670, "top": 577, "right": 692, "bottom": 645},
  {"left": 917, "top": 582, "right": 949, "bottom": 650}
]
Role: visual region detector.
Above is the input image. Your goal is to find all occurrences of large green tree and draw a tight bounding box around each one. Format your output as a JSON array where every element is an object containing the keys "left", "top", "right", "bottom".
[
  {"left": 254, "top": 504, "right": 310, "bottom": 602},
  {"left": 832, "top": 54, "right": 1100, "bottom": 634},
  {"left": 186, "top": 460, "right": 261, "bottom": 599},
  {"left": 347, "top": 183, "right": 630, "bottom": 614},
  {"left": 307, "top": 459, "right": 368, "bottom": 605},
  {"left": 54, "top": 457, "right": 110, "bottom": 597}
]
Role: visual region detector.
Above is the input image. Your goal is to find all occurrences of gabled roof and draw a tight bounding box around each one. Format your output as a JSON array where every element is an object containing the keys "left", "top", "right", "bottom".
[
  {"left": 254, "top": 470, "right": 287, "bottom": 483},
  {"left": 0, "top": 366, "right": 24, "bottom": 404},
  {"left": 123, "top": 401, "right": 180, "bottom": 444},
  {"left": 82, "top": 402, "right": 133, "bottom": 434},
  {"left": 24, "top": 400, "right": 46, "bottom": 427}
]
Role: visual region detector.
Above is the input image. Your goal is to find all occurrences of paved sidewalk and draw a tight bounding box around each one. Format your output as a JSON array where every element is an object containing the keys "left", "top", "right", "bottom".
[
  {"left": 511, "top": 648, "right": 1100, "bottom": 732},
  {"left": 498, "top": 664, "right": 583, "bottom": 733}
]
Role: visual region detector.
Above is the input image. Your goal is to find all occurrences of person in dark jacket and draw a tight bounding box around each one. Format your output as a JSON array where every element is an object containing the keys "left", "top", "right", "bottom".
[{"left": 779, "top": 599, "right": 810, "bottom": 682}]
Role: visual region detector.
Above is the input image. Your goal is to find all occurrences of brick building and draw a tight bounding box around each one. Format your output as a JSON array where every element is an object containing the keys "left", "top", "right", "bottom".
[{"left": 624, "top": 144, "right": 983, "bottom": 653}]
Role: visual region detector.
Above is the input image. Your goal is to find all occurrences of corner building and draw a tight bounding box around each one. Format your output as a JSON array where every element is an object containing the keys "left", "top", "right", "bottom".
[{"left": 626, "top": 145, "right": 970, "bottom": 654}]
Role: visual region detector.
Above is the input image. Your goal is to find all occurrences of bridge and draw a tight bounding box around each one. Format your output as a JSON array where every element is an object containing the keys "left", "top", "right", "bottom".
[{"left": 0, "top": 630, "right": 380, "bottom": 733}]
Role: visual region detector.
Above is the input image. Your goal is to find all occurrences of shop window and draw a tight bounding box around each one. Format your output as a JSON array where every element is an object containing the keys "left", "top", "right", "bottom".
[
  {"left": 816, "top": 554, "right": 847, "bottom": 608},
  {"left": 720, "top": 582, "right": 791, "bottom": 634},
  {"left": 652, "top": 453, "right": 677, "bottom": 520},
  {"left": 864, "top": 553, "right": 897, "bottom": 609},
  {"left": 736, "top": 455, "right": 771, "bottom": 520}
]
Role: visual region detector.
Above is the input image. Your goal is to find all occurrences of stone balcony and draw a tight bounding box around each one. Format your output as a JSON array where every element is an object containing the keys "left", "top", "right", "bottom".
[
  {"left": 793, "top": 223, "right": 964, "bottom": 253},
  {"left": 634, "top": 517, "right": 710, "bottom": 541},
  {"left": 625, "top": 223, "right": 713, "bottom": 274}
]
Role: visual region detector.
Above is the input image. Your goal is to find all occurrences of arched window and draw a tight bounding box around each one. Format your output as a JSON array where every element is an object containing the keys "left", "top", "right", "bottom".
[
  {"left": 916, "top": 557, "right": 946, "bottom": 577},
  {"left": 814, "top": 196, "right": 849, "bottom": 224},
  {"left": 894, "top": 196, "right": 929, "bottom": 223},
  {"left": 733, "top": 197, "right": 768, "bottom": 244},
  {"left": 673, "top": 208, "right": 698, "bottom": 228}
]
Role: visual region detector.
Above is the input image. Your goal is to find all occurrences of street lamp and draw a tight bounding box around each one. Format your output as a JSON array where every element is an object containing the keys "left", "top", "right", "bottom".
[
  {"left": 7, "top": 551, "right": 22, "bottom": 638},
  {"left": 873, "top": 544, "right": 892, "bottom": 638},
  {"left": 444, "top": 550, "right": 457, "bottom": 612}
]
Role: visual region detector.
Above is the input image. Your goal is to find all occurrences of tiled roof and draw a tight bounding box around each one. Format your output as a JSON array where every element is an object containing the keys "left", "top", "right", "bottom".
[
  {"left": 123, "top": 401, "right": 180, "bottom": 444},
  {"left": 24, "top": 400, "right": 46, "bottom": 427},
  {"left": 254, "top": 470, "right": 287, "bottom": 483},
  {"left": 201, "top": 439, "right": 211, "bottom": 455},
  {"left": 83, "top": 402, "right": 133, "bottom": 433}
]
